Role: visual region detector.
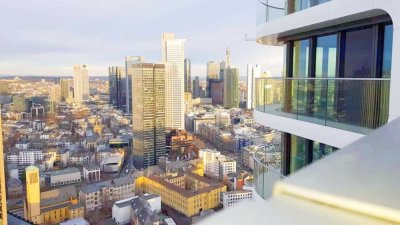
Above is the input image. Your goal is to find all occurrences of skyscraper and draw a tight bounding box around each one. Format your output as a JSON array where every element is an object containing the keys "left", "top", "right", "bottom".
[
  {"left": 125, "top": 56, "right": 144, "bottom": 114},
  {"left": 60, "top": 78, "right": 71, "bottom": 102},
  {"left": 223, "top": 68, "right": 240, "bottom": 109},
  {"left": 206, "top": 61, "right": 220, "bottom": 97},
  {"left": 246, "top": 64, "right": 262, "bottom": 109},
  {"left": 132, "top": 63, "right": 166, "bottom": 169},
  {"left": 207, "top": 61, "right": 220, "bottom": 80},
  {"left": 209, "top": 79, "right": 224, "bottom": 105},
  {"left": 109, "top": 66, "right": 126, "bottom": 110},
  {"left": 192, "top": 76, "right": 201, "bottom": 99},
  {"left": 0, "top": 115, "right": 7, "bottom": 225},
  {"left": 184, "top": 58, "right": 192, "bottom": 93},
  {"left": 162, "top": 33, "right": 186, "bottom": 130},
  {"left": 226, "top": 47, "right": 231, "bottom": 68},
  {"left": 73, "top": 65, "right": 89, "bottom": 102}
]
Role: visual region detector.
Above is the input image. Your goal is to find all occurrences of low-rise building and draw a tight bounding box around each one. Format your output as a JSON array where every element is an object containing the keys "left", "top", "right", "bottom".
[
  {"left": 79, "top": 176, "right": 135, "bottom": 212},
  {"left": 220, "top": 190, "right": 253, "bottom": 207},
  {"left": 7, "top": 178, "right": 23, "bottom": 197},
  {"left": 69, "top": 151, "right": 95, "bottom": 166},
  {"left": 7, "top": 149, "right": 43, "bottom": 165},
  {"left": 46, "top": 167, "right": 81, "bottom": 188},
  {"left": 135, "top": 170, "right": 226, "bottom": 217},
  {"left": 112, "top": 194, "right": 161, "bottom": 225},
  {"left": 83, "top": 163, "right": 101, "bottom": 182}
]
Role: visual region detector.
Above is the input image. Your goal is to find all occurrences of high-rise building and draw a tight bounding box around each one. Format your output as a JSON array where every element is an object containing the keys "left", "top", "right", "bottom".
[
  {"left": 50, "top": 84, "right": 61, "bottom": 102},
  {"left": 132, "top": 63, "right": 166, "bottom": 169},
  {"left": 125, "top": 56, "right": 144, "bottom": 114},
  {"left": 108, "top": 66, "right": 126, "bottom": 111},
  {"left": 223, "top": 68, "right": 240, "bottom": 108},
  {"left": 60, "top": 79, "right": 71, "bottom": 102},
  {"left": 162, "top": 33, "right": 186, "bottom": 130},
  {"left": 246, "top": 64, "right": 262, "bottom": 109},
  {"left": 252, "top": 0, "right": 396, "bottom": 196},
  {"left": 209, "top": 79, "right": 224, "bottom": 105},
  {"left": 73, "top": 65, "right": 89, "bottom": 102},
  {"left": 184, "top": 58, "right": 192, "bottom": 93},
  {"left": 0, "top": 116, "right": 7, "bottom": 225},
  {"left": 25, "top": 166, "right": 40, "bottom": 222},
  {"left": 13, "top": 95, "right": 32, "bottom": 113},
  {"left": 207, "top": 61, "right": 220, "bottom": 80},
  {"left": 226, "top": 47, "right": 231, "bottom": 68},
  {"left": 192, "top": 76, "right": 201, "bottom": 99},
  {"left": 206, "top": 61, "right": 220, "bottom": 97}
]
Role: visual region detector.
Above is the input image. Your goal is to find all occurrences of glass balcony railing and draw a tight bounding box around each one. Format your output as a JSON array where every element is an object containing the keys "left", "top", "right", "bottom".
[
  {"left": 255, "top": 78, "right": 390, "bottom": 134},
  {"left": 253, "top": 147, "right": 284, "bottom": 199},
  {"left": 256, "top": 0, "right": 331, "bottom": 25}
]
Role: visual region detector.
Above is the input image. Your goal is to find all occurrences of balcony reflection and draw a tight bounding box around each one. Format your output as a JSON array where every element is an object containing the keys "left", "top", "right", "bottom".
[{"left": 255, "top": 78, "right": 390, "bottom": 134}]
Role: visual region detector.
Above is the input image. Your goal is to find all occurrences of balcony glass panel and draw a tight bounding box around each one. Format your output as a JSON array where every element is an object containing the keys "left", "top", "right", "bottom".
[
  {"left": 253, "top": 147, "right": 283, "bottom": 199},
  {"left": 255, "top": 78, "right": 390, "bottom": 134},
  {"left": 256, "top": 0, "right": 331, "bottom": 24}
]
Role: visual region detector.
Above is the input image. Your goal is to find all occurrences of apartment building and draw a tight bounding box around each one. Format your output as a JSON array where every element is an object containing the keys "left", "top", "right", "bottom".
[
  {"left": 220, "top": 190, "right": 253, "bottom": 207},
  {"left": 7, "top": 149, "right": 43, "bottom": 165},
  {"left": 253, "top": 0, "right": 397, "bottom": 199},
  {"left": 79, "top": 176, "right": 135, "bottom": 212}
]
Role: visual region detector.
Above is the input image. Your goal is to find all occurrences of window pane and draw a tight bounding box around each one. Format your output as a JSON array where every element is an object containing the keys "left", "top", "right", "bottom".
[
  {"left": 382, "top": 24, "right": 393, "bottom": 78},
  {"left": 343, "top": 27, "right": 375, "bottom": 78},
  {"left": 312, "top": 142, "right": 334, "bottom": 161},
  {"left": 316, "top": 34, "right": 337, "bottom": 78},
  {"left": 290, "top": 135, "right": 307, "bottom": 173},
  {"left": 292, "top": 39, "right": 310, "bottom": 78}
]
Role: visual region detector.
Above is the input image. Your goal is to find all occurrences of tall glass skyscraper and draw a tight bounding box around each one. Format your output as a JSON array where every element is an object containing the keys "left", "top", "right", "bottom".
[
  {"left": 125, "top": 56, "right": 144, "bottom": 114},
  {"left": 108, "top": 66, "right": 126, "bottom": 111},
  {"left": 132, "top": 63, "right": 166, "bottom": 169}
]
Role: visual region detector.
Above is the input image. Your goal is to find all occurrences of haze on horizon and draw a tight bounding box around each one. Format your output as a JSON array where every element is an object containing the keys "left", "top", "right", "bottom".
[{"left": 0, "top": 0, "right": 283, "bottom": 78}]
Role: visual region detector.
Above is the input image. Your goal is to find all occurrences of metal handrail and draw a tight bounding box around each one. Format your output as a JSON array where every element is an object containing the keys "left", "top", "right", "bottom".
[{"left": 258, "top": 0, "right": 285, "bottom": 10}]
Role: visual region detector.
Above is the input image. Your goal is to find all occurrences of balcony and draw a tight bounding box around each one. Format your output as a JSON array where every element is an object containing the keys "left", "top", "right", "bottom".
[
  {"left": 253, "top": 147, "right": 284, "bottom": 199},
  {"left": 256, "top": 0, "right": 331, "bottom": 25},
  {"left": 200, "top": 118, "right": 400, "bottom": 225},
  {"left": 255, "top": 78, "right": 390, "bottom": 134}
]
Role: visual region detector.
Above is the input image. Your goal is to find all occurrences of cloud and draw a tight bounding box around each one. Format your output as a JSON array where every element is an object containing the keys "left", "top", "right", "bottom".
[{"left": 0, "top": 0, "right": 283, "bottom": 77}]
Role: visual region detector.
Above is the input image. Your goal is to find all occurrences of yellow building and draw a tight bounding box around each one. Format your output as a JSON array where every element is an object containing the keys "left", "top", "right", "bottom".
[
  {"left": 0, "top": 115, "right": 7, "bottom": 225},
  {"left": 136, "top": 170, "right": 226, "bottom": 217},
  {"left": 24, "top": 166, "right": 84, "bottom": 225}
]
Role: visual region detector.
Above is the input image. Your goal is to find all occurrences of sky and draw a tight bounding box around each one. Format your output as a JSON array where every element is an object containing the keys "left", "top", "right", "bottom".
[{"left": 0, "top": 0, "right": 283, "bottom": 78}]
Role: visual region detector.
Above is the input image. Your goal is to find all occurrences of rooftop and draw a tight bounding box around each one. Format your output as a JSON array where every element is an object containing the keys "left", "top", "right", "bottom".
[{"left": 47, "top": 167, "right": 80, "bottom": 176}]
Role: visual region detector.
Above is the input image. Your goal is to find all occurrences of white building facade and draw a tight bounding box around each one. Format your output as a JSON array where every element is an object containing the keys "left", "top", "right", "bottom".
[
  {"left": 162, "top": 32, "right": 186, "bottom": 130},
  {"left": 73, "top": 64, "right": 89, "bottom": 102}
]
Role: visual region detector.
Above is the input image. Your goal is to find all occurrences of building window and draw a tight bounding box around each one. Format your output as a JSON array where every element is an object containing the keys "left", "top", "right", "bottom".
[
  {"left": 342, "top": 27, "right": 376, "bottom": 78},
  {"left": 315, "top": 34, "right": 337, "bottom": 78},
  {"left": 382, "top": 24, "right": 393, "bottom": 78},
  {"left": 292, "top": 39, "right": 310, "bottom": 78}
]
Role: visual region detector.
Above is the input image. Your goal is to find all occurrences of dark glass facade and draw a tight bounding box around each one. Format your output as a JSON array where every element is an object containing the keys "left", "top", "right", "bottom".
[
  {"left": 282, "top": 20, "right": 393, "bottom": 132},
  {"left": 278, "top": 19, "right": 393, "bottom": 175},
  {"left": 282, "top": 133, "right": 337, "bottom": 175}
]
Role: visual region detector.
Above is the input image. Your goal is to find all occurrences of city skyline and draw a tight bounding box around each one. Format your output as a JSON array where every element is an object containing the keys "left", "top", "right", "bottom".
[{"left": 0, "top": 0, "right": 283, "bottom": 78}]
